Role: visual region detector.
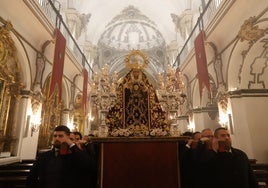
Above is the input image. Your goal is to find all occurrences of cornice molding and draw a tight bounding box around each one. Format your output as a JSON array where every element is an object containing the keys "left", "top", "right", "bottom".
[
  {"left": 192, "top": 105, "right": 218, "bottom": 113},
  {"left": 228, "top": 89, "right": 268, "bottom": 98},
  {"left": 177, "top": 115, "right": 189, "bottom": 120}
]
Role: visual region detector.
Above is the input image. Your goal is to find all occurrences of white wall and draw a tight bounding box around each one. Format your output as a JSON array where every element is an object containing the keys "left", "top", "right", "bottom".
[{"left": 230, "top": 96, "right": 268, "bottom": 163}]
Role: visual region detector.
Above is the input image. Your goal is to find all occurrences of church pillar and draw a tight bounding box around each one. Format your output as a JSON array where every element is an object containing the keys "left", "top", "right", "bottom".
[
  {"left": 229, "top": 89, "right": 268, "bottom": 163},
  {"left": 192, "top": 105, "right": 220, "bottom": 132},
  {"left": 19, "top": 90, "right": 39, "bottom": 160}
]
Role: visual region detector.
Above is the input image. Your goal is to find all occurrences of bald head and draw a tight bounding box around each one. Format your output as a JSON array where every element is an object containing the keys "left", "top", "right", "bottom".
[{"left": 201, "top": 128, "right": 214, "bottom": 140}]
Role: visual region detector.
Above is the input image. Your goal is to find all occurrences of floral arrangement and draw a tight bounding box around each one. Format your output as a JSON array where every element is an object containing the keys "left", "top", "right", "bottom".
[
  {"left": 110, "top": 124, "right": 150, "bottom": 137},
  {"left": 149, "top": 128, "right": 168, "bottom": 137},
  {"left": 109, "top": 126, "right": 169, "bottom": 137},
  {"left": 128, "top": 124, "right": 149, "bottom": 137},
  {"left": 110, "top": 128, "right": 133, "bottom": 137}
]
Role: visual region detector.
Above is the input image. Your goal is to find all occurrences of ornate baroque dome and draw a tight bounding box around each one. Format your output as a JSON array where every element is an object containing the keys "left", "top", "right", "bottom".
[
  {"left": 98, "top": 5, "right": 166, "bottom": 50},
  {"left": 96, "top": 5, "right": 167, "bottom": 86}
]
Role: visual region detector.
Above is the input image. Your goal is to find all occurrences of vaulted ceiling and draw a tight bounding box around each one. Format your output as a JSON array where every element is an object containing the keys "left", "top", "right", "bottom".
[
  {"left": 65, "top": 0, "right": 200, "bottom": 45},
  {"left": 58, "top": 0, "right": 202, "bottom": 82}
]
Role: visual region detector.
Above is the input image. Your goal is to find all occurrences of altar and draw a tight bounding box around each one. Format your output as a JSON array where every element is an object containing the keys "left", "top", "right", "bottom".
[
  {"left": 92, "top": 137, "right": 186, "bottom": 188},
  {"left": 89, "top": 50, "right": 187, "bottom": 188}
]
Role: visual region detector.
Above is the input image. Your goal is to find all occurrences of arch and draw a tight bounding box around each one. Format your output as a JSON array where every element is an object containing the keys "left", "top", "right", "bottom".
[
  {"left": 0, "top": 22, "right": 28, "bottom": 155},
  {"left": 228, "top": 20, "right": 268, "bottom": 90},
  {"left": 10, "top": 32, "right": 32, "bottom": 89},
  {"left": 41, "top": 73, "right": 73, "bottom": 112}
]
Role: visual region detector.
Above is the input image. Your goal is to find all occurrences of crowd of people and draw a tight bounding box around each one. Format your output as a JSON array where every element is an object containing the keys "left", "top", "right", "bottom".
[
  {"left": 26, "top": 125, "right": 259, "bottom": 188},
  {"left": 26, "top": 125, "right": 99, "bottom": 188},
  {"left": 179, "top": 127, "right": 259, "bottom": 188}
]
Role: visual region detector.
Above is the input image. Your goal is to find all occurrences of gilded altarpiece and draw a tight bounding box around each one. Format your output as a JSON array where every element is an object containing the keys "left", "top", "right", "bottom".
[
  {"left": 106, "top": 68, "right": 168, "bottom": 135},
  {"left": 38, "top": 80, "right": 63, "bottom": 149},
  {"left": 0, "top": 21, "right": 24, "bottom": 153}
]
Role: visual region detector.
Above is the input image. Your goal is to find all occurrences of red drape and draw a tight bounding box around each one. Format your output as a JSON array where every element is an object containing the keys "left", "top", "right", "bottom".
[
  {"left": 48, "top": 28, "right": 66, "bottom": 100},
  {"left": 194, "top": 30, "right": 211, "bottom": 102},
  {"left": 101, "top": 142, "right": 179, "bottom": 188}
]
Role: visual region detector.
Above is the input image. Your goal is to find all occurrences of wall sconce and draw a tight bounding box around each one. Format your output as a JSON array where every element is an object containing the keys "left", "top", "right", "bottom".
[
  {"left": 31, "top": 98, "right": 42, "bottom": 136},
  {"left": 31, "top": 117, "right": 41, "bottom": 136},
  {"left": 219, "top": 113, "right": 229, "bottom": 127},
  {"left": 217, "top": 95, "right": 229, "bottom": 128},
  {"left": 67, "top": 115, "right": 75, "bottom": 131},
  {"left": 187, "top": 120, "right": 195, "bottom": 132},
  {"left": 88, "top": 115, "right": 94, "bottom": 122}
]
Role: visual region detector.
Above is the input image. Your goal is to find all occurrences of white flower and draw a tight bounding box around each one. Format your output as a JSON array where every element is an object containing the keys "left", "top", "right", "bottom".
[
  {"left": 111, "top": 128, "right": 133, "bottom": 137},
  {"left": 150, "top": 128, "right": 168, "bottom": 137}
]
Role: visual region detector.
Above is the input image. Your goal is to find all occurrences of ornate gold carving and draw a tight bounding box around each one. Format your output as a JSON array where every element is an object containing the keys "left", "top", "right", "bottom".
[
  {"left": 0, "top": 22, "right": 24, "bottom": 99},
  {"left": 38, "top": 83, "right": 64, "bottom": 149},
  {"left": 0, "top": 40, "right": 7, "bottom": 62},
  {"left": 217, "top": 92, "right": 228, "bottom": 114},
  {"left": 31, "top": 90, "right": 43, "bottom": 117},
  {"left": 0, "top": 20, "right": 24, "bottom": 153},
  {"left": 106, "top": 67, "right": 168, "bottom": 136},
  {"left": 238, "top": 17, "right": 267, "bottom": 43},
  {"left": 73, "top": 93, "right": 85, "bottom": 133},
  {"left": 0, "top": 21, "right": 14, "bottom": 63},
  {"left": 125, "top": 50, "right": 149, "bottom": 70}
]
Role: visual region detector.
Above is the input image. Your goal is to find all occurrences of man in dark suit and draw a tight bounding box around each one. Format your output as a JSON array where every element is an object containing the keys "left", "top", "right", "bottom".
[
  {"left": 26, "top": 125, "right": 93, "bottom": 188},
  {"left": 199, "top": 127, "right": 259, "bottom": 188},
  {"left": 178, "top": 131, "right": 193, "bottom": 188},
  {"left": 187, "top": 128, "right": 214, "bottom": 188}
]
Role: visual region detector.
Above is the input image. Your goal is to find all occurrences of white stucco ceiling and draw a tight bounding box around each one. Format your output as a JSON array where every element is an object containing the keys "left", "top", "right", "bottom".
[
  {"left": 56, "top": 0, "right": 202, "bottom": 82},
  {"left": 62, "top": 0, "right": 200, "bottom": 46}
]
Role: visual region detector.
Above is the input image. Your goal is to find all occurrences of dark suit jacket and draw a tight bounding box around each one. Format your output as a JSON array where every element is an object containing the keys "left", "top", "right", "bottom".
[
  {"left": 178, "top": 141, "right": 195, "bottom": 188},
  {"left": 195, "top": 147, "right": 259, "bottom": 188},
  {"left": 26, "top": 145, "right": 93, "bottom": 188}
]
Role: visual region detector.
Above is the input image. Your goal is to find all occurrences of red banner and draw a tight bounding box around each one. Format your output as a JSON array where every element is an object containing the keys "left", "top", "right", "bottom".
[
  {"left": 48, "top": 28, "right": 66, "bottom": 100},
  {"left": 194, "top": 30, "right": 211, "bottom": 102},
  {"left": 82, "top": 68, "right": 88, "bottom": 113}
]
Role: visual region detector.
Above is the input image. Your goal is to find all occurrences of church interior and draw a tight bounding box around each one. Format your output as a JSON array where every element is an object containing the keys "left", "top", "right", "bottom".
[{"left": 0, "top": 0, "right": 268, "bottom": 187}]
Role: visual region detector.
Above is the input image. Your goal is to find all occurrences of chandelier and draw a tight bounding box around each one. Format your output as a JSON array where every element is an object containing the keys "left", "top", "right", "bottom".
[
  {"left": 156, "top": 65, "right": 186, "bottom": 136},
  {"left": 90, "top": 64, "right": 118, "bottom": 137},
  {"left": 89, "top": 62, "right": 186, "bottom": 137}
]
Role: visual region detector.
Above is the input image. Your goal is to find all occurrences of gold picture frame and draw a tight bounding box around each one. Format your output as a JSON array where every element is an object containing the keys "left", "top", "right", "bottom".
[
  {"left": 0, "top": 78, "right": 5, "bottom": 103},
  {"left": 0, "top": 78, "right": 6, "bottom": 137}
]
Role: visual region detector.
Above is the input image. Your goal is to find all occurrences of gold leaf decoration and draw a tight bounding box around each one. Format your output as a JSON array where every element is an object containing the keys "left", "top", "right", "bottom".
[
  {"left": 238, "top": 17, "right": 267, "bottom": 43},
  {"left": 125, "top": 50, "right": 149, "bottom": 70}
]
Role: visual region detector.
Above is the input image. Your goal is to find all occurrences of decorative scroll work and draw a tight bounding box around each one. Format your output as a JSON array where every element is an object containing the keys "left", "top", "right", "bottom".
[
  {"left": 105, "top": 50, "right": 168, "bottom": 136},
  {"left": 0, "top": 20, "right": 24, "bottom": 153},
  {"left": 236, "top": 13, "right": 268, "bottom": 89},
  {"left": 38, "top": 83, "right": 63, "bottom": 149},
  {"left": 0, "top": 22, "right": 24, "bottom": 99},
  {"left": 125, "top": 49, "right": 149, "bottom": 70},
  {"left": 105, "top": 68, "right": 168, "bottom": 136},
  {"left": 238, "top": 16, "right": 268, "bottom": 44},
  {"left": 124, "top": 69, "right": 149, "bottom": 129}
]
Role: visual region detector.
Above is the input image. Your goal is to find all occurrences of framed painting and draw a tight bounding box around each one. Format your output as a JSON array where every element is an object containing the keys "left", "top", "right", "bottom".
[
  {"left": 0, "top": 78, "right": 6, "bottom": 136},
  {"left": 0, "top": 78, "right": 4, "bottom": 103}
]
